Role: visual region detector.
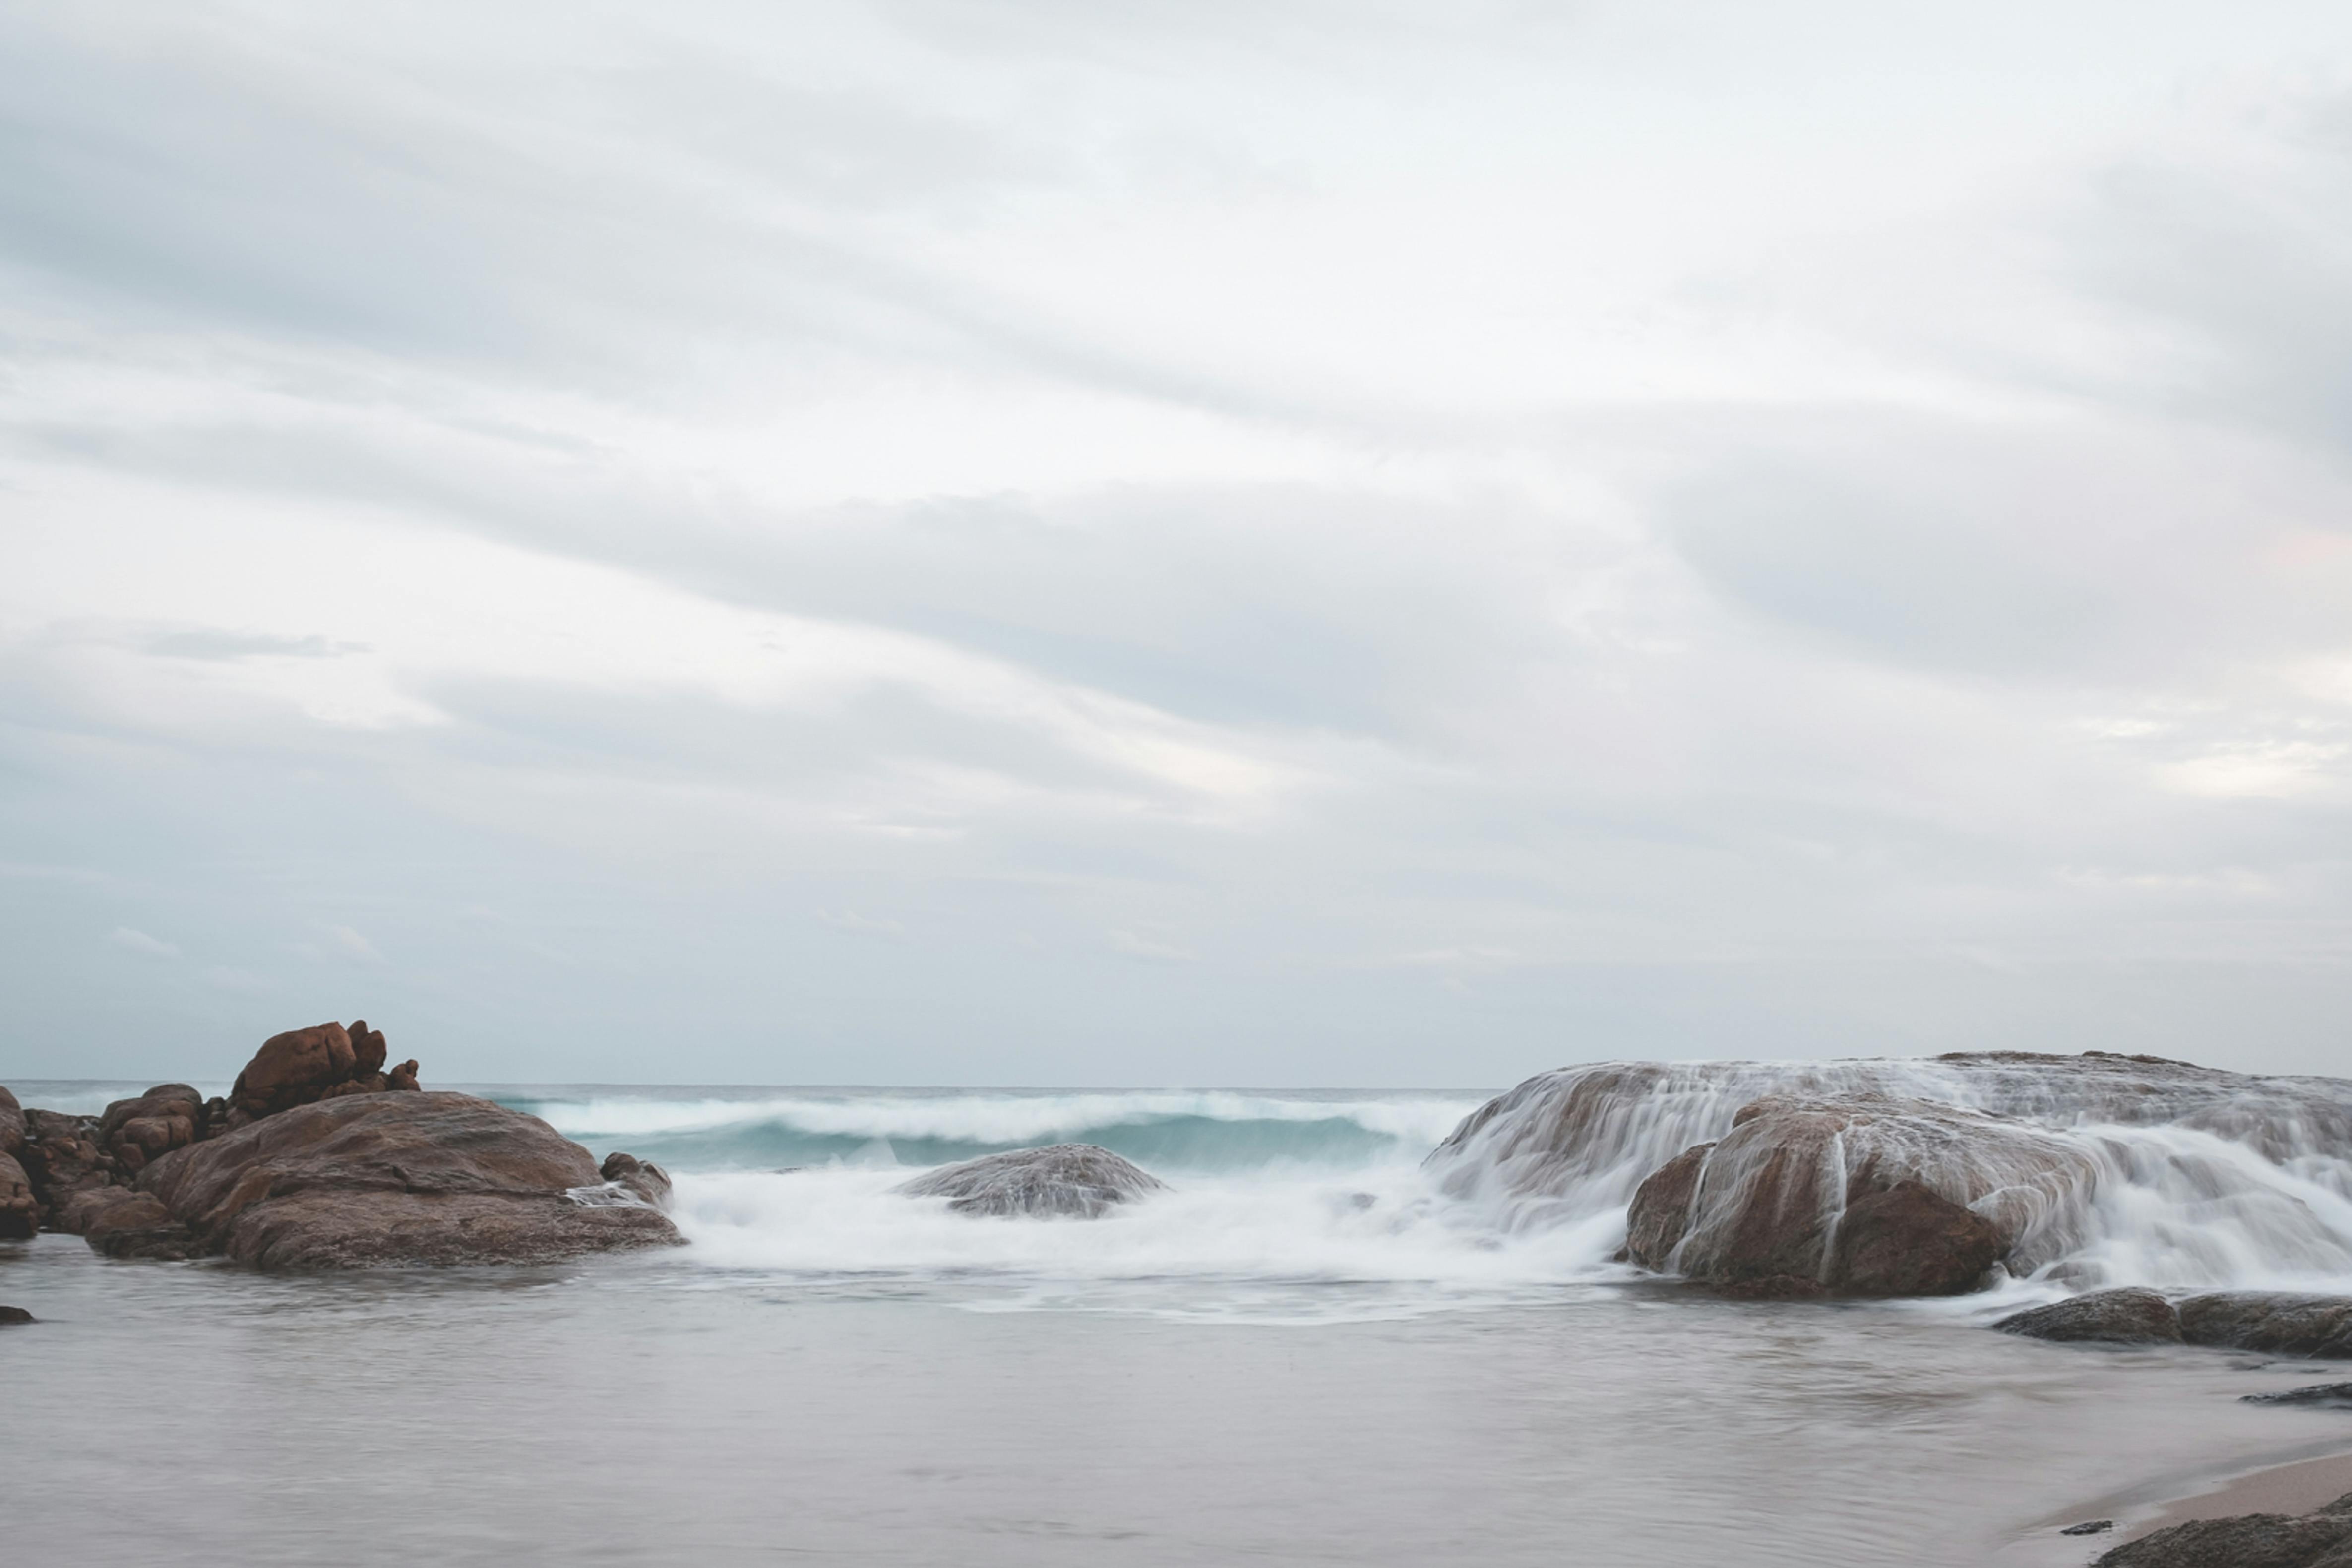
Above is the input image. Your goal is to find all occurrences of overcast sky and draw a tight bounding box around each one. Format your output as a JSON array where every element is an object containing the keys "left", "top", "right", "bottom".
[{"left": 4, "top": 0, "right": 2351, "bottom": 1086}]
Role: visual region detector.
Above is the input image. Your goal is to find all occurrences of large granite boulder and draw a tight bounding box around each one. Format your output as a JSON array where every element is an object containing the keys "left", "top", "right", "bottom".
[
  {"left": 1621, "top": 1094, "right": 2046, "bottom": 1296},
  {"left": 0, "top": 1084, "right": 23, "bottom": 1159},
  {"left": 133, "top": 1091, "right": 681, "bottom": 1269},
  {"left": 1995, "top": 1289, "right": 2184, "bottom": 1345},
  {"left": 2096, "top": 1489, "right": 2352, "bottom": 1567},
  {"left": 0, "top": 1150, "right": 38, "bottom": 1239},
  {"left": 897, "top": 1144, "right": 1168, "bottom": 1218},
  {"left": 2178, "top": 1293, "right": 2352, "bottom": 1359},
  {"left": 98, "top": 1083, "right": 205, "bottom": 1176}
]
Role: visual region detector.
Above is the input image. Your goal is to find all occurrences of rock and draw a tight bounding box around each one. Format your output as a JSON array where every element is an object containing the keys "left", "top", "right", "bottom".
[
  {"left": 133, "top": 1091, "right": 681, "bottom": 1269},
  {"left": 2243, "top": 1383, "right": 2352, "bottom": 1408},
  {"left": 2179, "top": 1294, "right": 2352, "bottom": 1359},
  {"left": 98, "top": 1083, "right": 206, "bottom": 1175},
  {"left": 0, "top": 1305, "right": 32, "bottom": 1326},
  {"left": 0, "top": 1084, "right": 24, "bottom": 1159},
  {"left": 230, "top": 1022, "right": 359, "bottom": 1118},
  {"left": 599, "top": 1151, "right": 672, "bottom": 1208},
  {"left": 1995, "top": 1289, "right": 2184, "bottom": 1346},
  {"left": 2095, "top": 1490, "right": 2352, "bottom": 1567},
  {"left": 0, "top": 1150, "right": 38, "bottom": 1239},
  {"left": 1624, "top": 1143, "right": 1712, "bottom": 1270},
  {"left": 71, "top": 1187, "right": 203, "bottom": 1260},
  {"left": 896, "top": 1144, "right": 1168, "bottom": 1218},
  {"left": 19, "top": 1108, "right": 121, "bottom": 1228},
  {"left": 226, "top": 1020, "right": 422, "bottom": 1123},
  {"left": 1616, "top": 1095, "right": 2032, "bottom": 1296},
  {"left": 2062, "top": 1521, "right": 2115, "bottom": 1536}
]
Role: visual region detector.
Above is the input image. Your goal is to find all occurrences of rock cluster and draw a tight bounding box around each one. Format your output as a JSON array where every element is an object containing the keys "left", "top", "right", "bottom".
[
  {"left": 896, "top": 1143, "right": 1169, "bottom": 1218},
  {"left": 2095, "top": 1489, "right": 2352, "bottom": 1567},
  {"left": 1995, "top": 1289, "right": 2184, "bottom": 1345},
  {"left": 0, "top": 1017, "right": 679, "bottom": 1269}
]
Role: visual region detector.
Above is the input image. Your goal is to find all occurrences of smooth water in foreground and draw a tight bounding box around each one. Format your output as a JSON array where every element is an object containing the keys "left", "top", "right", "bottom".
[{"left": 8, "top": 1083, "right": 2352, "bottom": 1566}]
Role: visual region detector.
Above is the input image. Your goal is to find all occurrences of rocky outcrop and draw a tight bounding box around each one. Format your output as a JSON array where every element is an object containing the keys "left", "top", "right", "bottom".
[
  {"left": 0, "top": 1150, "right": 37, "bottom": 1239},
  {"left": 2095, "top": 1490, "right": 2352, "bottom": 1567},
  {"left": 2178, "top": 1294, "right": 2352, "bottom": 1359},
  {"left": 134, "top": 1091, "right": 681, "bottom": 1269},
  {"left": 98, "top": 1084, "right": 205, "bottom": 1176},
  {"left": 0, "top": 1084, "right": 23, "bottom": 1159},
  {"left": 19, "top": 1108, "right": 122, "bottom": 1229},
  {"left": 1620, "top": 1095, "right": 2038, "bottom": 1296},
  {"left": 1995, "top": 1289, "right": 2184, "bottom": 1345},
  {"left": 897, "top": 1144, "right": 1168, "bottom": 1218},
  {"left": 229, "top": 1020, "right": 415, "bottom": 1123}
]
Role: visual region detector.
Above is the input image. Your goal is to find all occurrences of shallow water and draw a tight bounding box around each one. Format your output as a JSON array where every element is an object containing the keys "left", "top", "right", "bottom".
[{"left": 6, "top": 1080, "right": 2352, "bottom": 1566}]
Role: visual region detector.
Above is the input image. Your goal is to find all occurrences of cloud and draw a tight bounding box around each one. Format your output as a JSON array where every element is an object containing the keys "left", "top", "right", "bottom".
[
  {"left": 106, "top": 925, "right": 178, "bottom": 958},
  {"left": 4, "top": 4, "right": 2352, "bottom": 1082}
]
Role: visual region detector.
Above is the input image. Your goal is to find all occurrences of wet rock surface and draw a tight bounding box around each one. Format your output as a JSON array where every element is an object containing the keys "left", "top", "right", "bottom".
[
  {"left": 2179, "top": 1294, "right": 2352, "bottom": 1359},
  {"left": 0, "top": 1305, "right": 32, "bottom": 1326},
  {"left": 137, "top": 1090, "right": 681, "bottom": 1269},
  {"left": 1995, "top": 1289, "right": 2184, "bottom": 1345},
  {"left": 897, "top": 1143, "right": 1169, "bottom": 1218},
  {"left": 2242, "top": 1383, "right": 2352, "bottom": 1408},
  {"left": 1620, "top": 1095, "right": 2022, "bottom": 1296},
  {"left": 599, "top": 1151, "right": 673, "bottom": 1208},
  {"left": 2095, "top": 1490, "right": 2352, "bottom": 1567}
]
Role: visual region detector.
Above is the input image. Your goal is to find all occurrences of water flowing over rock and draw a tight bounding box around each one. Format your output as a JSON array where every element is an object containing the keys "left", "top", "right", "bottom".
[
  {"left": 2242, "top": 1383, "right": 2352, "bottom": 1408},
  {"left": 1995, "top": 1289, "right": 2184, "bottom": 1345},
  {"left": 897, "top": 1144, "right": 1169, "bottom": 1218},
  {"left": 135, "top": 1091, "right": 681, "bottom": 1269},
  {"left": 2094, "top": 1489, "right": 2352, "bottom": 1567},
  {"left": 598, "top": 1151, "right": 673, "bottom": 1208},
  {"left": 1428, "top": 1053, "right": 2352, "bottom": 1296}
]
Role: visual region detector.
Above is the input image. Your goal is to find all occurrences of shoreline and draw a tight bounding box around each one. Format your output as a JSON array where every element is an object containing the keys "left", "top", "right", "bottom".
[{"left": 2000, "top": 1438, "right": 2352, "bottom": 1565}]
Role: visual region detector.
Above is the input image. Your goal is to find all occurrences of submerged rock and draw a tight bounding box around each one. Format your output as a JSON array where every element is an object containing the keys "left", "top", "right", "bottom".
[
  {"left": 2095, "top": 1490, "right": 2352, "bottom": 1567},
  {"left": 2242, "top": 1383, "right": 2352, "bottom": 1408},
  {"left": 2178, "top": 1294, "right": 2352, "bottom": 1359},
  {"left": 1994, "top": 1289, "right": 2184, "bottom": 1346},
  {"left": 0, "top": 1305, "right": 32, "bottom": 1326},
  {"left": 897, "top": 1144, "right": 1168, "bottom": 1218},
  {"left": 132, "top": 1091, "right": 681, "bottom": 1269}
]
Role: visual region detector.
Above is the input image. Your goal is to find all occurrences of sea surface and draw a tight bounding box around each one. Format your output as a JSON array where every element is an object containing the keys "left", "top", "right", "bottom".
[{"left": 7, "top": 1082, "right": 2352, "bottom": 1567}]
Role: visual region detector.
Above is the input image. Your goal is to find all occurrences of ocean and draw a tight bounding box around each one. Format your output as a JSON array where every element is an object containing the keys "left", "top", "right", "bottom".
[{"left": 8, "top": 1080, "right": 2352, "bottom": 1566}]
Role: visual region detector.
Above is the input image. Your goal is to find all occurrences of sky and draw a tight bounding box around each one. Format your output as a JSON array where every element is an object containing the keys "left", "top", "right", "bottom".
[{"left": 4, "top": 0, "right": 2352, "bottom": 1086}]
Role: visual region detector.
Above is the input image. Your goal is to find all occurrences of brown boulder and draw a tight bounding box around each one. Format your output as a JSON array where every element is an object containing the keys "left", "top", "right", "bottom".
[
  {"left": 0, "top": 1305, "right": 31, "bottom": 1325},
  {"left": 2178, "top": 1294, "right": 2352, "bottom": 1359},
  {"left": 348, "top": 1018, "right": 388, "bottom": 1076},
  {"left": 1618, "top": 1093, "right": 2080, "bottom": 1296},
  {"left": 0, "top": 1084, "right": 24, "bottom": 1159},
  {"left": 99, "top": 1083, "right": 206, "bottom": 1174},
  {"left": 70, "top": 1187, "right": 203, "bottom": 1259},
  {"left": 0, "top": 1149, "right": 38, "bottom": 1239},
  {"left": 1624, "top": 1142, "right": 1713, "bottom": 1269},
  {"left": 134, "top": 1091, "right": 681, "bottom": 1269},
  {"left": 1995, "top": 1288, "right": 2184, "bottom": 1346},
  {"left": 231, "top": 1023, "right": 358, "bottom": 1118},
  {"left": 19, "top": 1108, "right": 121, "bottom": 1228},
  {"left": 386, "top": 1059, "right": 420, "bottom": 1092}
]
